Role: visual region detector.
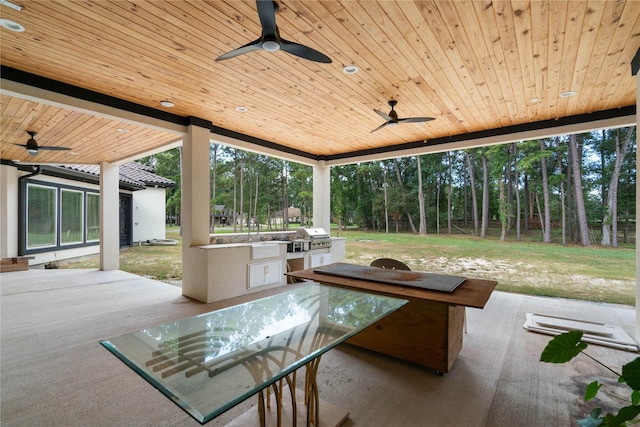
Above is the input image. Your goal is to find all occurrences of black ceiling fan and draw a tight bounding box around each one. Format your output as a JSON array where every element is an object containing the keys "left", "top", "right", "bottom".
[
  {"left": 371, "top": 100, "right": 435, "bottom": 133},
  {"left": 215, "top": 0, "right": 332, "bottom": 63},
  {"left": 12, "top": 131, "right": 72, "bottom": 156}
]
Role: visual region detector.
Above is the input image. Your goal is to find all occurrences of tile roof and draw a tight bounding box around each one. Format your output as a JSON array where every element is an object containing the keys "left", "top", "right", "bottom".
[{"left": 57, "top": 162, "right": 176, "bottom": 189}]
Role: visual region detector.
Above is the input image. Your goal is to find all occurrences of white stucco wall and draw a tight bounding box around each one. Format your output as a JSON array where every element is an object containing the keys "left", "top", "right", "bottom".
[
  {"left": 132, "top": 186, "right": 167, "bottom": 242},
  {"left": 0, "top": 164, "right": 19, "bottom": 259}
]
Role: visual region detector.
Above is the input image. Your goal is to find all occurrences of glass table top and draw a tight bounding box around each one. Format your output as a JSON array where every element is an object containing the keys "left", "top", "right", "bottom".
[{"left": 100, "top": 284, "right": 407, "bottom": 424}]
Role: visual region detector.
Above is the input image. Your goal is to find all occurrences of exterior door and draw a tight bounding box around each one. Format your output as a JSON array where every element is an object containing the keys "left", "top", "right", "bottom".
[{"left": 119, "top": 193, "right": 132, "bottom": 248}]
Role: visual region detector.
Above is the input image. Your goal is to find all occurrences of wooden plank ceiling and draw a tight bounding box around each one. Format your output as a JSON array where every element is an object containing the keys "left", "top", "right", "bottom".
[{"left": 0, "top": 0, "right": 638, "bottom": 164}]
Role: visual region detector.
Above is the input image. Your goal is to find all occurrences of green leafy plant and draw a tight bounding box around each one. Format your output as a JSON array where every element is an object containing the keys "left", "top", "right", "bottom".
[{"left": 540, "top": 331, "right": 640, "bottom": 426}]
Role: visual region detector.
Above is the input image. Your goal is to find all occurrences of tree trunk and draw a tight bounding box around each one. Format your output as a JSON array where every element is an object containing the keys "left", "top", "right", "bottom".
[
  {"left": 417, "top": 156, "right": 427, "bottom": 235},
  {"left": 447, "top": 151, "right": 452, "bottom": 234},
  {"left": 239, "top": 160, "right": 244, "bottom": 232},
  {"left": 560, "top": 181, "right": 566, "bottom": 245},
  {"left": 481, "top": 155, "right": 489, "bottom": 238},
  {"left": 539, "top": 139, "right": 552, "bottom": 243},
  {"left": 601, "top": 127, "right": 633, "bottom": 247},
  {"left": 513, "top": 145, "right": 521, "bottom": 241},
  {"left": 535, "top": 192, "right": 545, "bottom": 238},
  {"left": 568, "top": 134, "right": 591, "bottom": 246},
  {"left": 393, "top": 159, "right": 417, "bottom": 233},
  {"left": 499, "top": 179, "right": 507, "bottom": 241},
  {"left": 465, "top": 152, "right": 479, "bottom": 236},
  {"left": 210, "top": 144, "right": 217, "bottom": 233}
]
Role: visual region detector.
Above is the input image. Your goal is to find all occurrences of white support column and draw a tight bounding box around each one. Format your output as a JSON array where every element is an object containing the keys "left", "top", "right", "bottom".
[
  {"left": 99, "top": 162, "right": 119, "bottom": 271},
  {"left": 181, "top": 123, "right": 211, "bottom": 302},
  {"left": 312, "top": 161, "right": 331, "bottom": 233}
]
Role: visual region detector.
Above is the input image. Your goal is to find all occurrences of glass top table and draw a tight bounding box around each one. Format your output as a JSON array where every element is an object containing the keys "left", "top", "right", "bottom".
[{"left": 100, "top": 284, "right": 407, "bottom": 424}]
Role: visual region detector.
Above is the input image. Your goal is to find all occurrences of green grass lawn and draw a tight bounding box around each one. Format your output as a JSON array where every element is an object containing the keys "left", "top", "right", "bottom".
[{"left": 62, "top": 226, "right": 636, "bottom": 306}]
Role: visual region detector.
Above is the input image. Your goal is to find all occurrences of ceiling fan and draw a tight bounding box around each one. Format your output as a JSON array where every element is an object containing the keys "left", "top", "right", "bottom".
[
  {"left": 371, "top": 100, "right": 435, "bottom": 133},
  {"left": 215, "top": 0, "right": 332, "bottom": 63},
  {"left": 12, "top": 131, "right": 72, "bottom": 156}
]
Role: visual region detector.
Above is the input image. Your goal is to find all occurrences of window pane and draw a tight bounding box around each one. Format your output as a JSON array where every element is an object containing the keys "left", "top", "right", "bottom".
[
  {"left": 86, "top": 193, "right": 100, "bottom": 242},
  {"left": 27, "top": 184, "right": 57, "bottom": 249},
  {"left": 61, "top": 189, "right": 83, "bottom": 245}
]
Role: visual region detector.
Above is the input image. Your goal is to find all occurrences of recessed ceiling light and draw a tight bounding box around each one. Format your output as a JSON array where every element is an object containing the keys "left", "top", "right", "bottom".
[
  {"left": 343, "top": 65, "right": 358, "bottom": 75},
  {"left": 559, "top": 91, "right": 576, "bottom": 98},
  {"left": 0, "top": 0, "right": 23, "bottom": 11},
  {"left": 236, "top": 106, "right": 248, "bottom": 112},
  {"left": 160, "top": 100, "right": 174, "bottom": 108},
  {"left": 0, "top": 18, "right": 24, "bottom": 32},
  {"left": 116, "top": 128, "right": 129, "bottom": 133},
  {"left": 530, "top": 97, "right": 539, "bottom": 103},
  {"left": 70, "top": 152, "right": 79, "bottom": 155}
]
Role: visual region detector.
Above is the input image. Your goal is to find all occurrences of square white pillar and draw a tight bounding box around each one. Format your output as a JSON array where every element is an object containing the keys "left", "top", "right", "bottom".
[
  {"left": 312, "top": 161, "right": 331, "bottom": 233},
  {"left": 100, "top": 162, "right": 119, "bottom": 271},
  {"left": 181, "top": 124, "right": 211, "bottom": 302}
]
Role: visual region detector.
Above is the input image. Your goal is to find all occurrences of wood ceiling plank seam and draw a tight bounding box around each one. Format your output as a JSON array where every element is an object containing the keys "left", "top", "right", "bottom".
[
  {"left": 43, "top": 1, "right": 227, "bottom": 98},
  {"left": 399, "top": 2, "right": 480, "bottom": 135},
  {"left": 369, "top": 2, "right": 462, "bottom": 135},
  {"left": 279, "top": 1, "right": 391, "bottom": 108},
  {"left": 564, "top": 0, "right": 609, "bottom": 115},
  {"left": 1, "top": 97, "right": 33, "bottom": 130},
  {"left": 44, "top": 114, "right": 104, "bottom": 148},
  {"left": 528, "top": 1, "right": 550, "bottom": 120},
  {"left": 335, "top": 2, "right": 435, "bottom": 102},
  {"left": 0, "top": 98, "right": 37, "bottom": 144},
  {"left": 591, "top": 2, "right": 640, "bottom": 110},
  {"left": 172, "top": 0, "right": 350, "bottom": 113},
  {"left": 489, "top": 1, "right": 530, "bottom": 123},
  {"left": 543, "top": 0, "right": 569, "bottom": 119},
  {"left": 555, "top": 1, "right": 589, "bottom": 120},
  {"left": 579, "top": 0, "right": 626, "bottom": 111},
  {"left": 111, "top": 1, "right": 255, "bottom": 74},
  {"left": 360, "top": 2, "right": 454, "bottom": 113},
  {"left": 473, "top": 0, "right": 528, "bottom": 123},
  {"left": 448, "top": 1, "right": 513, "bottom": 129},
  {"left": 34, "top": 109, "right": 77, "bottom": 142},
  {"left": 62, "top": 2, "right": 231, "bottom": 94},
  {"left": 510, "top": 1, "right": 542, "bottom": 123},
  {"left": 459, "top": 2, "right": 514, "bottom": 127},
  {"left": 395, "top": 1, "right": 489, "bottom": 132},
  {"left": 5, "top": 16, "right": 304, "bottom": 137},
  {"left": 268, "top": 1, "right": 424, "bottom": 140},
  {"left": 263, "top": 0, "right": 334, "bottom": 56},
  {"left": 295, "top": 9, "right": 417, "bottom": 138},
  {"left": 433, "top": 2, "right": 504, "bottom": 126},
  {"left": 308, "top": 1, "right": 420, "bottom": 106},
  {"left": 0, "top": 20, "right": 203, "bottom": 111}
]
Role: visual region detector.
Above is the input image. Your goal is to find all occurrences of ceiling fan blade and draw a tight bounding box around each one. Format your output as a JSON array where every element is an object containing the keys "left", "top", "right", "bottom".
[
  {"left": 279, "top": 39, "right": 332, "bottom": 63},
  {"left": 398, "top": 117, "right": 436, "bottom": 124},
  {"left": 374, "top": 109, "right": 393, "bottom": 121},
  {"left": 371, "top": 122, "right": 391, "bottom": 133},
  {"left": 38, "top": 146, "right": 72, "bottom": 151},
  {"left": 11, "top": 143, "right": 29, "bottom": 148},
  {"left": 256, "top": 0, "right": 278, "bottom": 36},
  {"left": 215, "top": 38, "right": 263, "bottom": 61}
]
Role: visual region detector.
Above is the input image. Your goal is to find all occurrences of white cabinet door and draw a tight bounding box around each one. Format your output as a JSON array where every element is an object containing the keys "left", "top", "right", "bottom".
[
  {"left": 309, "top": 252, "right": 332, "bottom": 268},
  {"left": 247, "top": 261, "right": 282, "bottom": 289}
]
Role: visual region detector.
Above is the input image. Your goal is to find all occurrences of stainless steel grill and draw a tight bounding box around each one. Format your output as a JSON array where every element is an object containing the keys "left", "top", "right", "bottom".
[{"left": 292, "top": 228, "right": 332, "bottom": 251}]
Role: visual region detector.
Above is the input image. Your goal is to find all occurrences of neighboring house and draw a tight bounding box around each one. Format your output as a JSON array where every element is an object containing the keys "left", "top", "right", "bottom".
[
  {"left": 0, "top": 161, "right": 175, "bottom": 266},
  {"left": 273, "top": 207, "right": 302, "bottom": 225}
]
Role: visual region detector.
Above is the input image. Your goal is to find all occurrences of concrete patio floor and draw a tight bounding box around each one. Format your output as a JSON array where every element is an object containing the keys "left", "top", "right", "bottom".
[{"left": 1, "top": 269, "right": 638, "bottom": 426}]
